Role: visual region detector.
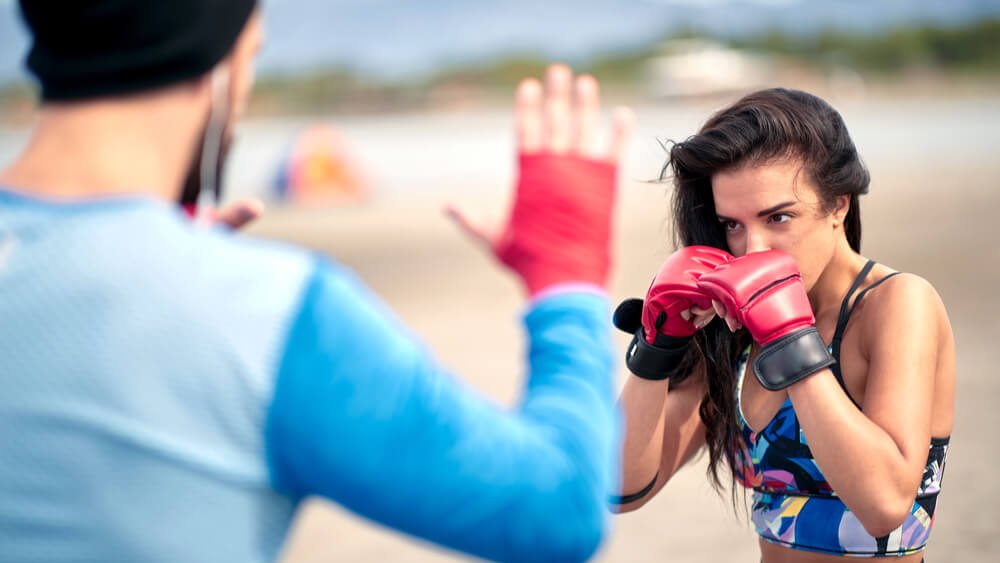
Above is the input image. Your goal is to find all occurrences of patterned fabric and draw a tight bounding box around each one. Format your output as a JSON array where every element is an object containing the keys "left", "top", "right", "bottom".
[{"left": 733, "top": 348, "right": 949, "bottom": 557}]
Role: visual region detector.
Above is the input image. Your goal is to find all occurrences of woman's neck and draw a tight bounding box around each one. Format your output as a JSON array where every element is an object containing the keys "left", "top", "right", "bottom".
[{"left": 807, "top": 240, "right": 868, "bottom": 318}]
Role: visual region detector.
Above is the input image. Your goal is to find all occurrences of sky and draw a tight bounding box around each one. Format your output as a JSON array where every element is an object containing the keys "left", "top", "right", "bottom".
[{"left": 2, "top": 0, "right": 999, "bottom": 86}]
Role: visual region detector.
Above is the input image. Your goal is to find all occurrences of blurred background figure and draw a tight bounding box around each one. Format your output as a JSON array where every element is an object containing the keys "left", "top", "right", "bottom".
[
  {"left": 272, "top": 124, "right": 369, "bottom": 205},
  {"left": 1, "top": 1, "right": 999, "bottom": 562}
]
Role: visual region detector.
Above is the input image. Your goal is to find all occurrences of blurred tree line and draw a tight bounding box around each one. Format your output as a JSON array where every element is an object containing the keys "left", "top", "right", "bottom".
[
  {"left": 3, "top": 18, "right": 999, "bottom": 118},
  {"left": 252, "top": 17, "right": 999, "bottom": 113},
  {"left": 732, "top": 18, "right": 1000, "bottom": 73},
  {"left": 414, "top": 18, "right": 1000, "bottom": 93}
]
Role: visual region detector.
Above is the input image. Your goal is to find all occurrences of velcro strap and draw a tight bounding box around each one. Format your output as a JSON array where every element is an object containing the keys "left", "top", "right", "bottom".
[
  {"left": 752, "top": 327, "right": 836, "bottom": 391},
  {"left": 625, "top": 328, "right": 690, "bottom": 381}
]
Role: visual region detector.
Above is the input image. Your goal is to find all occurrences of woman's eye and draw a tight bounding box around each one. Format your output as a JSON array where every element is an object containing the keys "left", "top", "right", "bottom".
[
  {"left": 721, "top": 220, "right": 741, "bottom": 232},
  {"left": 768, "top": 213, "right": 792, "bottom": 224}
]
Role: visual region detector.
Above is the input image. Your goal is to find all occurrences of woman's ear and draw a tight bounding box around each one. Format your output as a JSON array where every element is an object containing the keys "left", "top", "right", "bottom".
[{"left": 832, "top": 194, "right": 850, "bottom": 227}]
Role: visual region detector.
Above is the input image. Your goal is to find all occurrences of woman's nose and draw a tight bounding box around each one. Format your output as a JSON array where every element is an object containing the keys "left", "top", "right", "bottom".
[{"left": 745, "top": 229, "right": 771, "bottom": 255}]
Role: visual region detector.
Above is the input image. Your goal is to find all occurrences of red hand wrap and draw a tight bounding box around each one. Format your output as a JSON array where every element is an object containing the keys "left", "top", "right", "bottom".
[{"left": 496, "top": 153, "right": 617, "bottom": 296}]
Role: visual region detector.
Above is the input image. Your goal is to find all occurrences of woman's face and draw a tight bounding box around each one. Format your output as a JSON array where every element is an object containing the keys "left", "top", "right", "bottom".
[{"left": 711, "top": 158, "right": 847, "bottom": 290}]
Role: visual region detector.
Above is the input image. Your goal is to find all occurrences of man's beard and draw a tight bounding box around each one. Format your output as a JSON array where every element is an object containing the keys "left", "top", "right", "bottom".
[{"left": 179, "top": 120, "right": 233, "bottom": 211}]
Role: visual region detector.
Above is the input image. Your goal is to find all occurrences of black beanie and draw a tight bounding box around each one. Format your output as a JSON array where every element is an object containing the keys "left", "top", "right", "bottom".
[{"left": 19, "top": 0, "right": 257, "bottom": 102}]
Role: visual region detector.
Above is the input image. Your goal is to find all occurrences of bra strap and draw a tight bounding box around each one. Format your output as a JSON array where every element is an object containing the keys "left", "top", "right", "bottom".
[
  {"left": 831, "top": 260, "right": 877, "bottom": 353},
  {"left": 846, "top": 272, "right": 904, "bottom": 320},
  {"left": 830, "top": 260, "right": 877, "bottom": 408}
]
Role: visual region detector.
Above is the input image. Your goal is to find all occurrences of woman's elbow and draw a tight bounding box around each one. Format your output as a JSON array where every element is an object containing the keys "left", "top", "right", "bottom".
[
  {"left": 607, "top": 469, "right": 668, "bottom": 514},
  {"left": 608, "top": 492, "right": 653, "bottom": 514},
  {"left": 857, "top": 495, "right": 913, "bottom": 538}
]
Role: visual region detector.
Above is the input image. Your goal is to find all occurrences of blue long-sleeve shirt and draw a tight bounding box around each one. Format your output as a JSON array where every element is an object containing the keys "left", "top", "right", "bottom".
[{"left": 0, "top": 189, "right": 620, "bottom": 563}]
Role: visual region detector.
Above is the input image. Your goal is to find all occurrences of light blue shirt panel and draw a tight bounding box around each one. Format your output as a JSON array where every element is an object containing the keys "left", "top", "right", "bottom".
[
  {"left": 266, "top": 261, "right": 620, "bottom": 563},
  {"left": 0, "top": 192, "right": 311, "bottom": 563}
]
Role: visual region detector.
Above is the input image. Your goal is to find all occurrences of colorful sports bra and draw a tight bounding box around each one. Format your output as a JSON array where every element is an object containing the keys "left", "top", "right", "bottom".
[{"left": 732, "top": 261, "right": 950, "bottom": 557}]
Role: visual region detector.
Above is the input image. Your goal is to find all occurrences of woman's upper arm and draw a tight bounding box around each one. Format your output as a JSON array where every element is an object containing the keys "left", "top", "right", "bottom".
[
  {"left": 616, "top": 370, "right": 707, "bottom": 512},
  {"left": 660, "top": 372, "right": 708, "bottom": 477},
  {"left": 860, "top": 274, "right": 944, "bottom": 480}
]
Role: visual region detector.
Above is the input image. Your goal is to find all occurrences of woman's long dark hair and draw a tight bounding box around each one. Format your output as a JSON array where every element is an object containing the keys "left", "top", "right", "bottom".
[{"left": 662, "top": 88, "right": 871, "bottom": 493}]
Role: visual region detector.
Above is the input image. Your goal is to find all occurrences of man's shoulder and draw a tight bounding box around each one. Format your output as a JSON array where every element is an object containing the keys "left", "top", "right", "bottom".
[
  {"left": 109, "top": 205, "right": 320, "bottom": 301},
  {"left": 67, "top": 204, "right": 326, "bottom": 344}
]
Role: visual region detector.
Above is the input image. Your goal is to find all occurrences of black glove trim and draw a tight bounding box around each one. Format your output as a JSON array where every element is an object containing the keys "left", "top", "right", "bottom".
[
  {"left": 752, "top": 327, "right": 836, "bottom": 391},
  {"left": 625, "top": 327, "right": 690, "bottom": 381},
  {"left": 612, "top": 298, "right": 644, "bottom": 335}
]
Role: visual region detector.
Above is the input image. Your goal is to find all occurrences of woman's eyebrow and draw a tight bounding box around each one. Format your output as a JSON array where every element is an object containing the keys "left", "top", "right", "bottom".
[
  {"left": 756, "top": 201, "right": 797, "bottom": 217},
  {"left": 716, "top": 201, "right": 797, "bottom": 222}
]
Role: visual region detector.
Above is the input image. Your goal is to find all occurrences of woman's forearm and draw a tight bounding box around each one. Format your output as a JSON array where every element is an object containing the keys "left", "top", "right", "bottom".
[
  {"left": 788, "top": 371, "right": 923, "bottom": 536},
  {"left": 616, "top": 370, "right": 707, "bottom": 513},
  {"left": 617, "top": 377, "right": 670, "bottom": 493}
]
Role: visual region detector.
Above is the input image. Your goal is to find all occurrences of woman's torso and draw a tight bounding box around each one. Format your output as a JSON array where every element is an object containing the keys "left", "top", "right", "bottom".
[{"left": 735, "top": 259, "right": 954, "bottom": 560}]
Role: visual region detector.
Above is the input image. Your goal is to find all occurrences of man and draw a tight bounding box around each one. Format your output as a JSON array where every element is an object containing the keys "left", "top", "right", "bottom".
[{"left": 0, "top": 1, "right": 634, "bottom": 562}]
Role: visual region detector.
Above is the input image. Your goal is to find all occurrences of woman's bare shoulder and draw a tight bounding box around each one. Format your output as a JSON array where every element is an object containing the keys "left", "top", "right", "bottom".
[{"left": 855, "top": 267, "right": 950, "bottom": 342}]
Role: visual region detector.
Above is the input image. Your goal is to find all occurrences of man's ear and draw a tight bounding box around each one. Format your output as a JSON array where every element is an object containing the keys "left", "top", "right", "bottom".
[{"left": 227, "top": 9, "right": 262, "bottom": 122}]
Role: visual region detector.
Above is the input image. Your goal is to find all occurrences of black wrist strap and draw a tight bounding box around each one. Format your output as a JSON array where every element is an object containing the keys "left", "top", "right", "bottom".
[
  {"left": 625, "top": 328, "right": 690, "bottom": 381},
  {"left": 608, "top": 472, "right": 659, "bottom": 505},
  {"left": 752, "top": 327, "right": 836, "bottom": 391}
]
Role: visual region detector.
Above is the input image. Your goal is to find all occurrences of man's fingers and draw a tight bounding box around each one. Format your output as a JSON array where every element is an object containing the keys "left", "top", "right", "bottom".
[
  {"left": 608, "top": 105, "right": 635, "bottom": 163},
  {"left": 215, "top": 199, "right": 264, "bottom": 230},
  {"left": 542, "top": 64, "right": 573, "bottom": 154},
  {"left": 519, "top": 65, "right": 633, "bottom": 163},
  {"left": 444, "top": 204, "right": 495, "bottom": 251},
  {"left": 515, "top": 79, "right": 543, "bottom": 154},
  {"left": 573, "top": 74, "right": 601, "bottom": 159}
]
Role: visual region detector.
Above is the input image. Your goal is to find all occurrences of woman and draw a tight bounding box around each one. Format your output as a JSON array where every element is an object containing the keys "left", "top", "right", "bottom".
[{"left": 612, "top": 88, "right": 954, "bottom": 561}]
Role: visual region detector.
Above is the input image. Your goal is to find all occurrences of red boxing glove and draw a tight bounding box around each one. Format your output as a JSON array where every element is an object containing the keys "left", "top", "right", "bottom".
[
  {"left": 496, "top": 153, "right": 616, "bottom": 296},
  {"left": 642, "top": 245, "right": 734, "bottom": 342},
  {"left": 697, "top": 250, "right": 815, "bottom": 345},
  {"left": 697, "top": 249, "right": 835, "bottom": 390},
  {"left": 612, "top": 245, "right": 731, "bottom": 381}
]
